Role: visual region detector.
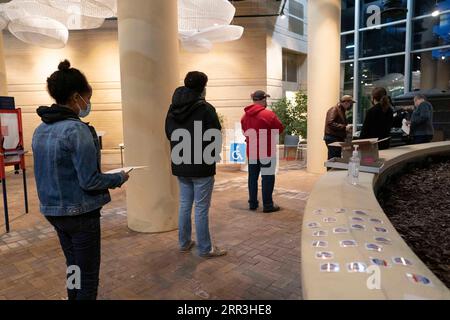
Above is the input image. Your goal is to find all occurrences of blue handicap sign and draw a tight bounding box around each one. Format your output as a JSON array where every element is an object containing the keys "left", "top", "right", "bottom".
[{"left": 230, "top": 143, "right": 246, "bottom": 164}]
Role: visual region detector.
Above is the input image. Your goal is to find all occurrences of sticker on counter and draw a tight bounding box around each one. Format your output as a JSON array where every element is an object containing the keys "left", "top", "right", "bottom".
[
  {"left": 333, "top": 227, "right": 349, "bottom": 234},
  {"left": 335, "top": 208, "right": 346, "bottom": 214},
  {"left": 369, "top": 218, "right": 383, "bottom": 224},
  {"left": 313, "top": 230, "right": 328, "bottom": 237},
  {"left": 353, "top": 210, "right": 369, "bottom": 216},
  {"left": 370, "top": 257, "right": 390, "bottom": 267},
  {"left": 312, "top": 240, "right": 328, "bottom": 248},
  {"left": 393, "top": 257, "right": 413, "bottom": 266},
  {"left": 313, "top": 209, "right": 325, "bottom": 215},
  {"left": 374, "top": 227, "right": 388, "bottom": 233},
  {"left": 323, "top": 217, "right": 337, "bottom": 223},
  {"left": 315, "top": 251, "right": 334, "bottom": 260},
  {"left": 340, "top": 240, "right": 358, "bottom": 247},
  {"left": 351, "top": 224, "right": 366, "bottom": 231},
  {"left": 365, "top": 243, "right": 383, "bottom": 252},
  {"left": 351, "top": 216, "right": 365, "bottom": 222},
  {"left": 307, "top": 222, "right": 321, "bottom": 229},
  {"left": 320, "top": 263, "right": 340, "bottom": 273},
  {"left": 375, "top": 237, "right": 392, "bottom": 245},
  {"left": 347, "top": 262, "right": 367, "bottom": 273},
  {"left": 406, "top": 273, "right": 432, "bottom": 286}
]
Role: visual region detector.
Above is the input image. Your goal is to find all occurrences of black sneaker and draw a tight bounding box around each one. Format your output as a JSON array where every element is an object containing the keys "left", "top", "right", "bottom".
[
  {"left": 263, "top": 205, "right": 281, "bottom": 213},
  {"left": 249, "top": 206, "right": 258, "bottom": 211}
]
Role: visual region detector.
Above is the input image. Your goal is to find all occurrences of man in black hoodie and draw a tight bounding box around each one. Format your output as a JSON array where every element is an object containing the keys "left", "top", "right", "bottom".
[{"left": 165, "top": 71, "right": 226, "bottom": 258}]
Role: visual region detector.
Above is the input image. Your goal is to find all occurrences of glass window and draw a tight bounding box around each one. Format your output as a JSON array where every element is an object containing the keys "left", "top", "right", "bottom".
[
  {"left": 411, "top": 51, "right": 450, "bottom": 91},
  {"left": 360, "top": 0, "right": 407, "bottom": 29},
  {"left": 414, "top": 0, "right": 450, "bottom": 17},
  {"left": 342, "top": 0, "right": 356, "bottom": 32},
  {"left": 289, "top": 0, "right": 304, "bottom": 19},
  {"left": 360, "top": 23, "right": 406, "bottom": 57},
  {"left": 413, "top": 13, "right": 450, "bottom": 50},
  {"left": 341, "top": 34, "right": 355, "bottom": 60},
  {"left": 358, "top": 55, "right": 405, "bottom": 123},
  {"left": 289, "top": 16, "right": 304, "bottom": 35},
  {"left": 340, "top": 62, "right": 355, "bottom": 96},
  {"left": 283, "top": 51, "right": 299, "bottom": 83}
]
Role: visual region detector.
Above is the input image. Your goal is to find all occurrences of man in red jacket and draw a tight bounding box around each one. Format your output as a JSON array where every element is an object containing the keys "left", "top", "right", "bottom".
[{"left": 241, "top": 90, "right": 284, "bottom": 213}]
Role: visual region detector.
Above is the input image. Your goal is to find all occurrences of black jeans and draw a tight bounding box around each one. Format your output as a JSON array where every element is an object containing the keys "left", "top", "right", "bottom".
[
  {"left": 324, "top": 135, "right": 344, "bottom": 160},
  {"left": 46, "top": 209, "right": 101, "bottom": 300},
  {"left": 248, "top": 159, "right": 276, "bottom": 210},
  {"left": 412, "top": 135, "right": 433, "bottom": 145}
]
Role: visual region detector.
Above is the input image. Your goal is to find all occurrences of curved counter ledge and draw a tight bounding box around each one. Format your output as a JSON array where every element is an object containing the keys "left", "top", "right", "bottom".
[{"left": 301, "top": 141, "right": 450, "bottom": 300}]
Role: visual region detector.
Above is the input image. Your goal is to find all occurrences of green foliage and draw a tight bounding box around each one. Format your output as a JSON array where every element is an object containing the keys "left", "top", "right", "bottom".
[{"left": 270, "top": 91, "right": 308, "bottom": 144}]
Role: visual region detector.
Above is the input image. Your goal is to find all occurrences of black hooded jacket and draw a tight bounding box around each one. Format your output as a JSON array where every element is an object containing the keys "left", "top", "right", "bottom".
[{"left": 165, "top": 87, "right": 222, "bottom": 177}]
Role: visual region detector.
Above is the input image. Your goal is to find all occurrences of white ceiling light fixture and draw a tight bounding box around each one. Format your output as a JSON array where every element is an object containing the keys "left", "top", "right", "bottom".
[
  {"left": 47, "top": 0, "right": 115, "bottom": 19},
  {"left": 8, "top": 15, "right": 69, "bottom": 48},
  {"left": 178, "top": 0, "right": 244, "bottom": 53},
  {"left": 178, "top": 0, "right": 235, "bottom": 31},
  {"left": 5, "top": 0, "right": 105, "bottom": 31},
  {"left": 0, "top": 4, "right": 9, "bottom": 31}
]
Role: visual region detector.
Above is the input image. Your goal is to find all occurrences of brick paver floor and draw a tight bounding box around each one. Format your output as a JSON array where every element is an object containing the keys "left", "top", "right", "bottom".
[{"left": 0, "top": 161, "right": 320, "bottom": 300}]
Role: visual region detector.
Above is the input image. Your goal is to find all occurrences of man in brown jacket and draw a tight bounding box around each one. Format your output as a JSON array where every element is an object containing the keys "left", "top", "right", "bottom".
[{"left": 324, "top": 95, "right": 355, "bottom": 159}]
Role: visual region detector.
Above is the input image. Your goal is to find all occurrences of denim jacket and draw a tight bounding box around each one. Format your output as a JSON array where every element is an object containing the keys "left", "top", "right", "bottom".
[{"left": 32, "top": 105, "right": 124, "bottom": 216}]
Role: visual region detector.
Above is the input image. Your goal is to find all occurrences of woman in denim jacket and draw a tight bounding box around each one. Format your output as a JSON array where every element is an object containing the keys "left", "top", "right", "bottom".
[{"left": 32, "top": 60, "right": 129, "bottom": 300}]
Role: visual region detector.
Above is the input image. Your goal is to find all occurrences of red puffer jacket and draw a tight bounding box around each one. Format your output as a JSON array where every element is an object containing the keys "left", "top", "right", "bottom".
[{"left": 241, "top": 104, "right": 284, "bottom": 160}]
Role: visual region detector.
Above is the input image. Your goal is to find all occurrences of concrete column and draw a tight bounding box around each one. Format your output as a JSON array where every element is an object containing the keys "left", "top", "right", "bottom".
[
  {"left": 117, "top": 0, "right": 179, "bottom": 233},
  {"left": 420, "top": 52, "right": 437, "bottom": 90},
  {"left": 307, "top": 0, "right": 341, "bottom": 173},
  {"left": 436, "top": 59, "right": 450, "bottom": 90},
  {"left": 0, "top": 32, "right": 7, "bottom": 95}
]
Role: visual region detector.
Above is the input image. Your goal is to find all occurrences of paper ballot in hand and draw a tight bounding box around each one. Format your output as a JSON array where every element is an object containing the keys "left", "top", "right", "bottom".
[
  {"left": 105, "top": 166, "right": 147, "bottom": 174},
  {"left": 402, "top": 119, "right": 410, "bottom": 135}
]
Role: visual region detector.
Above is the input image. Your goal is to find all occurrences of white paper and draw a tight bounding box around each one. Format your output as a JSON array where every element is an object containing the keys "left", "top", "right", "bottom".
[
  {"left": 1, "top": 113, "right": 20, "bottom": 149},
  {"left": 105, "top": 166, "right": 148, "bottom": 174},
  {"left": 402, "top": 119, "right": 410, "bottom": 135}
]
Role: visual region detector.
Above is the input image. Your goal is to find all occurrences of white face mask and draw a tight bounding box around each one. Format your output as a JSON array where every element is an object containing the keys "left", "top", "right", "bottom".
[{"left": 78, "top": 95, "right": 91, "bottom": 118}]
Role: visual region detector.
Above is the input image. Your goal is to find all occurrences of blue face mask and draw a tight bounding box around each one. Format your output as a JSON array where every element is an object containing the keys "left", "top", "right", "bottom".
[{"left": 78, "top": 95, "right": 91, "bottom": 118}]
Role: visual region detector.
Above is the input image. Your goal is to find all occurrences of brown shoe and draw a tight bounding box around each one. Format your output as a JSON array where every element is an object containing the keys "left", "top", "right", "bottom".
[
  {"left": 180, "top": 241, "right": 195, "bottom": 253},
  {"left": 199, "top": 246, "right": 227, "bottom": 258}
]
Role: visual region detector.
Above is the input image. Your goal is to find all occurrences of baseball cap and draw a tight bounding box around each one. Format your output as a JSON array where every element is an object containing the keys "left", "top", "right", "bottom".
[{"left": 252, "top": 90, "right": 271, "bottom": 101}]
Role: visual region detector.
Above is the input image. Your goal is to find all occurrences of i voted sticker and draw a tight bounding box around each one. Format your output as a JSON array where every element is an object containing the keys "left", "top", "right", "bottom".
[
  {"left": 370, "top": 257, "right": 390, "bottom": 267},
  {"left": 375, "top": 237, "right": 392, "bottom": 245},
  {"left": 374, "top": 227, "right": 388, "bottom": 233},
  {"left": 347, "top": 262, "right": 367, "bottom": 273},
  {"left": 313, "top": 230, "right": 328, "bottom": 237},
  {"left": 323, "top": 217, "right": 337, "bottom": 223},
  {"left": 307, "top": 222, "right": 321, "bottom": 229},
  {"left": 320, "top": 263, "right": 340, "bottom": 273},
  {"left": 333, "top": 227, "right": 349, "bottom": 234},
  {"left": 366, "top": 243, "right": 383, "bottom": 252},
  {"left": 315, "top": 251, "right": 334, "bottom": 260},
  {"left": 340, "top": 240, "right": 358, "bottom": 247},
  {"left": 353, "top": 210, "right": 369, "bottom": 216},
  {"left": 393, "top": 257, "right": 413, "bottom": 266},
  {"left": 312, "top": 240, "right": 328, "bottom": 248},
  {"left": 406, "top": 273, "right": 432, "bottom": 286},
  {"left": 351, "top": 224, "right": 366, "bottom": 231}
]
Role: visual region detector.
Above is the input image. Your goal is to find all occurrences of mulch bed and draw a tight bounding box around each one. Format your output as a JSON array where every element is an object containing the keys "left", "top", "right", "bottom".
[{"left": 378, "top": 159, "right": 450, "bottom": 288}]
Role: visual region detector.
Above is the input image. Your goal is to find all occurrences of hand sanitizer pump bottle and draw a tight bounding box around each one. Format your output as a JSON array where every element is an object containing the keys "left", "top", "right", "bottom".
[{"left": 348, "top": 145, "right": 360, "bottom": 185}]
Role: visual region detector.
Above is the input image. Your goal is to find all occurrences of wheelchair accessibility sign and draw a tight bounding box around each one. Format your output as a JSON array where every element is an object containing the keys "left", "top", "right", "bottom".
[{"left": 230, "top": 143, "right": 246, "bottom": 164}]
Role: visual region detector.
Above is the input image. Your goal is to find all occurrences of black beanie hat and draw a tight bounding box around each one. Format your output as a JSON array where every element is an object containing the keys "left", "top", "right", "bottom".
[{"left": 184, "top": 71, "right": 208, "bottom": 93}]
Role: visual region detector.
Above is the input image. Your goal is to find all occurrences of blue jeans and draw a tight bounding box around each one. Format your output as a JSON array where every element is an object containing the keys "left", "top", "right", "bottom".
[
  {"left": 46, "top": 209, "right": 101, "bottom": 300},
  {"left": 248, "top": 159, "right": 276, "bottom": 210},
  {"left": 412, "top": 135, "right": 433, "bottom": 145},
  {"left": 178, "top": 176, "right": 214, "bottom": 255},
  {"left": 324, "top": 135, "right": 343, "bottom": 160}
]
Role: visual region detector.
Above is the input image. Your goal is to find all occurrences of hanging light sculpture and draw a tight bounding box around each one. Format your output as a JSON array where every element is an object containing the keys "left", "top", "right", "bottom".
[
  {"left": 8, "top": 15, "right": 69, "bottom": 48},
  {"left": 178, "top": 0, "right": 235, "bottom": 31},
  {"left": 47, "top": 0, "right": 115, "bottom": 19},
  {"left": 178, "top": 0, "right": 244, "bottom": 53}
]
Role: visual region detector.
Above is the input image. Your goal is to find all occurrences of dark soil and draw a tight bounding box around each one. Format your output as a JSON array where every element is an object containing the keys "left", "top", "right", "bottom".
[{"left": 378, "top": 159, "right": 450, "bottom": 288}]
